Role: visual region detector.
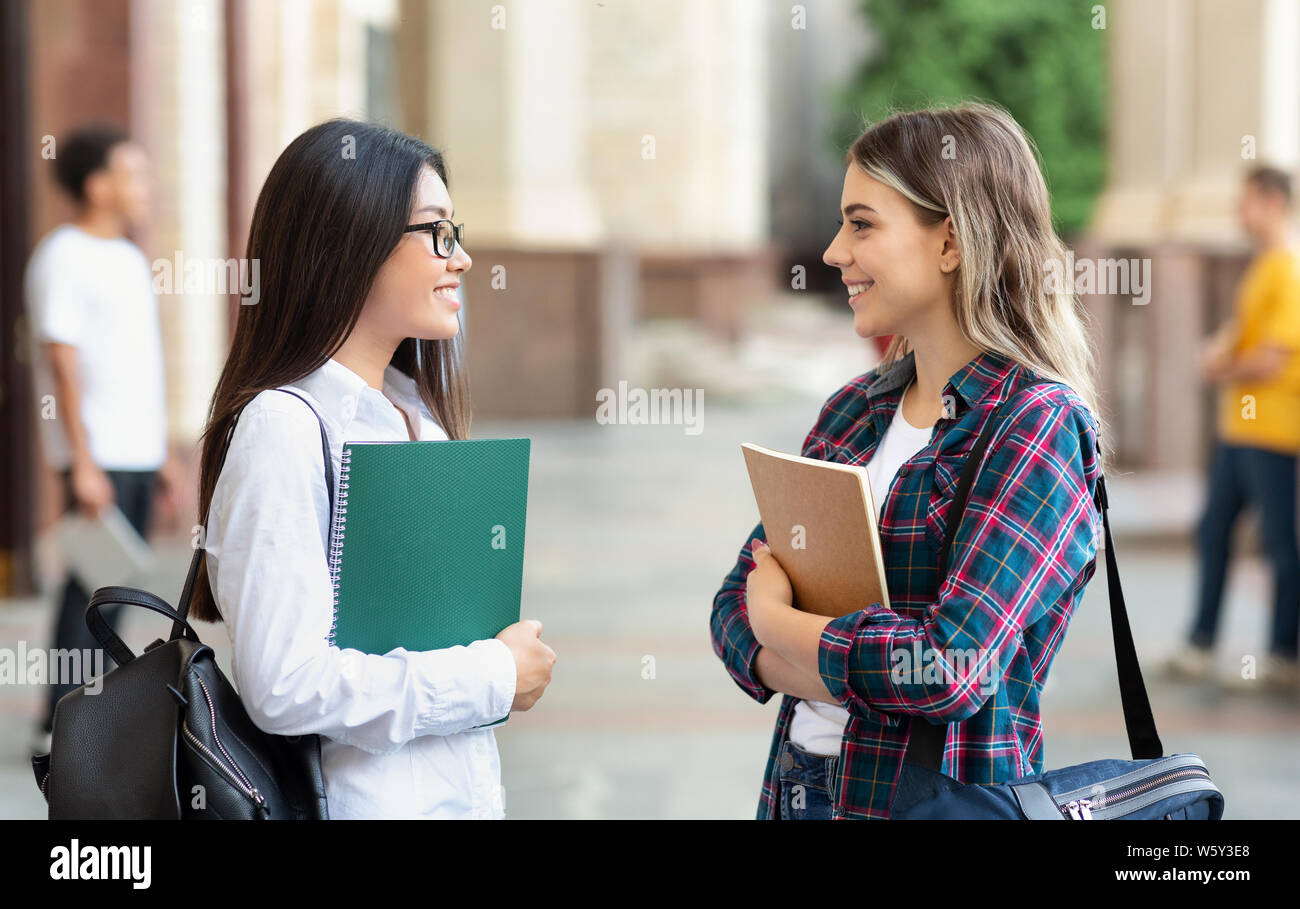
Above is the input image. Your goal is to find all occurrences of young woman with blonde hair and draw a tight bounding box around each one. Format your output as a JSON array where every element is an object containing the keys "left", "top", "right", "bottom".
[{"left": 711, "top": 101, "right": 1107, "bottom": 819}]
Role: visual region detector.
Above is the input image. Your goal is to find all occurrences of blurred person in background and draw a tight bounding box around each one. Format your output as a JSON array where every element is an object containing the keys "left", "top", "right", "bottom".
[
  {"left": 1165, "top": 165, "right": 1300, "bottom": 694},
  {"left": 24, "top": 124, "right": 183, "bottom": 753}
]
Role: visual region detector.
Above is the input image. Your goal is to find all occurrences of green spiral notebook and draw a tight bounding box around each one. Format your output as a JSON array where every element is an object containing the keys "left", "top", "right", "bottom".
[{"left": 327, "top": 437, "right": 530, "bottom": 667}]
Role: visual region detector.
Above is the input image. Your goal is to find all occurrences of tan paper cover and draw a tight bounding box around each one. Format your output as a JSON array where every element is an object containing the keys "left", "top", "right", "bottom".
[{"left": 740, "top": 442, "right": 891, "bottom": 616}]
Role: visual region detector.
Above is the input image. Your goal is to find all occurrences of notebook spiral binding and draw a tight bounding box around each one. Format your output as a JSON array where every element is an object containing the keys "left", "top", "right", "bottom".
[{"left": 325, "top": 446, "right": 352, "bottom": 645}]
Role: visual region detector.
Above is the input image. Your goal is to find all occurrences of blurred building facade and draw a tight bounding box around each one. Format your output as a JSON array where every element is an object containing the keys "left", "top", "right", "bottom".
[
  {"left": 3, "top": 0, "right": 1300, "bottom": 597},
  {"left": 1086, "top": 0, "right": 1300, "bottom": 472},
  {"left": 1, "top": 0, "right": 781, "bottom": 595}
]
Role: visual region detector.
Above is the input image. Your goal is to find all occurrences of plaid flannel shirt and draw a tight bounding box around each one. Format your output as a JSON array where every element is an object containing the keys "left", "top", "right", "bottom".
[{"left": 710, "top": 348, "right": 1103, "bottom": 819}]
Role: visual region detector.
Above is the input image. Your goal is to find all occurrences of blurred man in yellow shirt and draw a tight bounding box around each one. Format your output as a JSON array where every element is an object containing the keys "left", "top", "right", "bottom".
[{"left": 1166, "top": 166, "right": 1300, "bottom": 695}]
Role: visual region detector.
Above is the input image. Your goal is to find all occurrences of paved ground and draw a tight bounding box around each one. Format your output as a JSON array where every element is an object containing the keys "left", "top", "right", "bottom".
[{"left": 2, "top": 391, "right": 1296, "bottom": 819}]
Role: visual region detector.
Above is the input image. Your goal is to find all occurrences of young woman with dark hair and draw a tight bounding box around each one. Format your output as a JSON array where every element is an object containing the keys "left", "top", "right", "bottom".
[{"left": 192, "top": 119, "right": 555, "bottom": 819}]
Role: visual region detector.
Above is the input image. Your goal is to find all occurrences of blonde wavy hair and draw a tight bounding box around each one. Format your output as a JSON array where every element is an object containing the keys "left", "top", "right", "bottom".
[{"left": 848, "top": 100, "right": 1109, "bottom": 478}]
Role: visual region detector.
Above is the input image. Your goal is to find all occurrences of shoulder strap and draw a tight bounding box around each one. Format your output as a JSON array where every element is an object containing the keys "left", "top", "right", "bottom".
[
  {"left": 908, "top": 377, "right": 1163, "bottom": 772},
  {"left": 170, "top": 388, "right": 334, "bottom": 637}
]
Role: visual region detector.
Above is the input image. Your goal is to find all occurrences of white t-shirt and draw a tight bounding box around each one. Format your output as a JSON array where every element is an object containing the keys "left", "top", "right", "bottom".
[
  {"left": 788, "top": 379, "right": 935, "bottom": 755},
  {"left": 25, "top": 224, "right": 168, "bottom": 470}
]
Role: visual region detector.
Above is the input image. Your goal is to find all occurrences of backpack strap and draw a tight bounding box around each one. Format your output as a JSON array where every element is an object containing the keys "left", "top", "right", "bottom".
[{"left": 169, "top": 388, "right": 334, "bottom": 639}]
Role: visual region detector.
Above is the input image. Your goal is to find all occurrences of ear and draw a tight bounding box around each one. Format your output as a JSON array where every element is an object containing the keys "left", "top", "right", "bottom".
[{"left": 938, "top": 216, "right": 960, "bottom": 274}]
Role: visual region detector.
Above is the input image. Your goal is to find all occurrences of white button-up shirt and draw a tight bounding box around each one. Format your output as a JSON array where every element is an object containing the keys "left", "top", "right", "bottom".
[{"left": 204, "top": 356, "right": 517, "bottom": 819}]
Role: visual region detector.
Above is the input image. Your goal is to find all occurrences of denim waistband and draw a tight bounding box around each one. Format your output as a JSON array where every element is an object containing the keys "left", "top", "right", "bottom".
[{"left": 778, "top": 739, "right": 838, "bottom": 789}]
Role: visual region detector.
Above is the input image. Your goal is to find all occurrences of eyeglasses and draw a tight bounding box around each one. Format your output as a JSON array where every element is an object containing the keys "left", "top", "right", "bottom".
[{"left": 403, "top": 220, "right": 465, "bottom": 258}]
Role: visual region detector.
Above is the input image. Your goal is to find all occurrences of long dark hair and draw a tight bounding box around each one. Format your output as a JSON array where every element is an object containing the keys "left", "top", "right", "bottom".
[{"left": 190, "top": 118, "right": 470, "bottom": 623}]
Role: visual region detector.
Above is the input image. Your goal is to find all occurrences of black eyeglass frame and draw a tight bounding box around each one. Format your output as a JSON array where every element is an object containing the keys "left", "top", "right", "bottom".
[{"left": 403, "top": 219, "right": 465, "bottom": 258}]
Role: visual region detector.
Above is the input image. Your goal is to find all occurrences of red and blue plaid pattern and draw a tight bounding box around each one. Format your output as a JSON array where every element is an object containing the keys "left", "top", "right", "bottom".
[{"left": 711, "top": 348, "right": 1103, "bottom": 819}]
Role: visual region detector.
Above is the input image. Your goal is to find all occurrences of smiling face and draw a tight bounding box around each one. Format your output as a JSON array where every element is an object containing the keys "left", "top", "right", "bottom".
[
  {"left": 359, "top": 165, "right": 472, "bottom": 345},
  {"left": 822, "top": 165, "right": 960, "bottom": 339}
]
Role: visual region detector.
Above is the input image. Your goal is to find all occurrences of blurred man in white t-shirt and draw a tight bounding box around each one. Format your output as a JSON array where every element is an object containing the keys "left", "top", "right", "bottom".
[{"left": 25, "top": 124, "right": 183, "bottom": 751}]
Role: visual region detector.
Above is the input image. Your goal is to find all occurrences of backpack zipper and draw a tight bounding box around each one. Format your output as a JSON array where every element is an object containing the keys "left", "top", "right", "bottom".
[
  {"left": 1059, "top": 766, "right": 1211, "bottom": 818},
  {"left": 1063, "top": 798, "right": 1093, "bottom": 819},
  {"left": 182, "top": 676, "right": 270, "bottom": 817}
]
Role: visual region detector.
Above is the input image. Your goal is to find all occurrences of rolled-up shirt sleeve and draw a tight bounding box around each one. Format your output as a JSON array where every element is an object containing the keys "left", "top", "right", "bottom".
[
  {"left": 204, "top": 402, "right": 517, "bottom": 755},
  {"left": 816, "top": 398, "right": 1101, "bottom": 725}
]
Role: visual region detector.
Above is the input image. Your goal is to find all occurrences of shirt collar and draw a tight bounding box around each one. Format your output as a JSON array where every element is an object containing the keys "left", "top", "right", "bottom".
[
  {"left": 866, "top": 346, "right": 1019, "bottom": 421},
  {"left": 294, "top": 356, "right": 422, "bottom": 435},
  {"left": 381, "top": 361, "right": 422, "bottom": 410},
  {"left": 381, "top": 363, "right": 428, "bottom": 437}
]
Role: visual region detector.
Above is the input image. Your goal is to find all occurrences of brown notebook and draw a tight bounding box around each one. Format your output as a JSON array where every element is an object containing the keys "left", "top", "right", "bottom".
[{"left": 740, "top": 442, "right": 891, "bottom": 617}]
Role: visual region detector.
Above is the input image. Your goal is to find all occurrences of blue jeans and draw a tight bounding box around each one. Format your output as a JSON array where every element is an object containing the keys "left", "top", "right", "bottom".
[
  {"left": 777, "top": 739, "right": 838, "bottom": 820},
  {"left": 1192, "top": 440, "right": 1300, "bottom": 659},
  {"left": 777, "top": 738, "right": 934, "bottom": 819}
]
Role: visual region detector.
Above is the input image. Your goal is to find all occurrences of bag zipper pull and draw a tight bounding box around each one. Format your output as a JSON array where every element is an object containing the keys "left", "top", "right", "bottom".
[{"left": 1063, "top": 798, "right": 1095, "bottom": 819}]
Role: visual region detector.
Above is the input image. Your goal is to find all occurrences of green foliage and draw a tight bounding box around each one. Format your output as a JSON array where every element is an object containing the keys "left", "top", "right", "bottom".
[{"left": 833, "top": 0, "right": 1107, "bottom": 235}]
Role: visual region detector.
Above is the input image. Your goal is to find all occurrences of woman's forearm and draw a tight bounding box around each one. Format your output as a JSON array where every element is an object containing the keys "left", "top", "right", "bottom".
[
  {"left": 755, "top": 595, "right": 834, "bottom": 684},
  {"left": 754, "top": 646, "right": 835, "bottom": 702}
]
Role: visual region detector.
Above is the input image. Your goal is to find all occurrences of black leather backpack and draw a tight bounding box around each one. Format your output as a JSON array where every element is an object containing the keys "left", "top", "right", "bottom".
[{"left": 32, "top": 388, "right": 335, "bottom": 819}]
